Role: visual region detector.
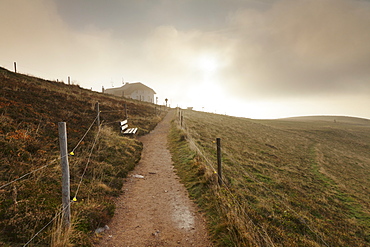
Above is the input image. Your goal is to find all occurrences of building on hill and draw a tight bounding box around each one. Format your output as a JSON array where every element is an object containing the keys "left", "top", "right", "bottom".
[{"left": 104, "top": 82, "right": 156, "bottom": 103}]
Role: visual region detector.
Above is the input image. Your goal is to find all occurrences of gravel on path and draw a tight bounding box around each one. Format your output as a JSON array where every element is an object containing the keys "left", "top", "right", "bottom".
[{"left": 96, "top": 111, "right": 212, "bottom": 247}]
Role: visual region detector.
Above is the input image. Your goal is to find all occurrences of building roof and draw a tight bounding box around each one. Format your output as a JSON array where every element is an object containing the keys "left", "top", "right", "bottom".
[{"left": 105, "top": 82, "right": 156, "bottom": 94}]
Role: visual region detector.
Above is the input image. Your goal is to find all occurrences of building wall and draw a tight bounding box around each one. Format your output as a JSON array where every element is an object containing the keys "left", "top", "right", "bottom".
[
  {"left": 105, "top": 89, "right": 124, "bottom": 97},
  {"left": 105, "top": 85, "right": 155, "bottom": 103},
  {"left": 130, "top": 90, "right": 154, "bottom": 103}
]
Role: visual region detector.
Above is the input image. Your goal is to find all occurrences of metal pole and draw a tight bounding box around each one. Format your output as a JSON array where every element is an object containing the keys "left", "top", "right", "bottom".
[
  {"left": 216, "top": 138, "right": 222, "bottom": 186},
  {"left": 14, "top": 62, "right": 17, "bottom": 73},
  {"left": 58, "top": 122, "right": 71, "bottom": 228}
]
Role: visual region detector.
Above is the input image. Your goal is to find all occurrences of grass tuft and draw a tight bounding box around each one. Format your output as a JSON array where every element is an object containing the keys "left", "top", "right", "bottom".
[
  {"left": 0, "top": 66, "right": 166, "bottom": 246},
  {"left": 169, "top": 109, "right": 370, "bottom": 246}
]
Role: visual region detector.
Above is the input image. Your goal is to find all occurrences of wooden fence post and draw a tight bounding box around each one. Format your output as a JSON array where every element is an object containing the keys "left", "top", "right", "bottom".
[
  {"left": 96, "top": 102, "right": 100, "bottom": 129},
  {"left": 216, "top": 138, "right": 223, "bottom": 186},
  {"left": 14, "top": 62, "right": 17, "bottom": 73},
  {"left": 181, "top": 111, "right": 184, "bottom": 128},
  {"left": 58, "top": 122, "right": 71, "bottom": 228}
]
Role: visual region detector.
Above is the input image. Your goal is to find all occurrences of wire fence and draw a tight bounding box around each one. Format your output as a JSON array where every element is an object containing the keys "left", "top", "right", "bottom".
[
  {"left": 0, "top": 59, "right": 68, "bottom": 83},
  {"left": 21, "top": 115, "right": 100, "bottom": 246},
  {"left": 23, "top": 203, "right": 69, "bottom": 247},
  {"left": 3, "top": 106, "right": 331, "bottom": 246},
  {"left": 0, "top": 160, "right": 57, "bottom": 190},
  {"left": 221, "top": 148, "right": 330, "bottom": 247},
  {"left": 0, "top": 115, "right": 98, "bottom": 190},
  {"left": 0, "top": 65, "right": 166, "bottom": 246},
  {"left": 73, "top": 125, "right": 102, "bottom": 201},
  {"left": 177, "top": 109, "right": 329, "bottom": 247},
  {"left": 178, "top": 111, "right": 276, "bottom": 246},
  {"left": 18, "top": 105, "right": 147, "bottom": 245},
  {"left": 0, "top": 110, "right": 104, "bottom": 245}
]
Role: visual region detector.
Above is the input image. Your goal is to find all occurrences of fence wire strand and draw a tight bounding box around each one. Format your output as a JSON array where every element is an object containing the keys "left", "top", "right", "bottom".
[
  {"left": 0, "top": 159, "right": 58, "bottom": 189},
  {"left": 22, "top": 115, "right": 101, "bottom": 245},
  {"left": 70, "top": 114, "right": 99, "bottom": 154},
  {"left": 179, "top": 111, "right": 275, "bottom": 246},
  {"left": 73, "top": 125, "right": 102, "bottom": 200},
  {"left": 1, "top": 113, "right": 102, "bottom": 246},
  {"left": 222, "top": 148, "right": 330, "bottom": 247},
  {"left": 0, "top": 115, "right": 99, "bottom": 190},
  {"left": 100, "top": 110, "right": 125, "bottom": 113},
  {"left": 179, "top": 109, "right": 329, "bottom": 247},
  {"left": 23, "top": 203, "right": 69, "bottom": 247}
]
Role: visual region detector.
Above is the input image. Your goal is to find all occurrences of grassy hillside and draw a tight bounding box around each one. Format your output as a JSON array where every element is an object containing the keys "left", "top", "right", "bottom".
[
  {"left": 169, "top": 110, "right": 370, "bottom": 246},
  {"left": 0, "top": 67, "right": 166, "bottom": 246}
]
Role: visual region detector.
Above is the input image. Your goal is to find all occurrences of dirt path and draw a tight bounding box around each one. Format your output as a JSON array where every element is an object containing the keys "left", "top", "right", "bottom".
[{"left": 96, "top": 111, "right": 212, "bottom": 247}]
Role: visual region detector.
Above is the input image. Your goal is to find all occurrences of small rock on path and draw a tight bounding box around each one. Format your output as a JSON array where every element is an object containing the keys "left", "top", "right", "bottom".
[{"left": 95, "top": 111, "right": 212, "bottom": 247}]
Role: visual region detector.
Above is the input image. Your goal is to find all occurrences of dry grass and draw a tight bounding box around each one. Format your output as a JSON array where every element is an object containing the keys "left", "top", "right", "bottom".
[
  {"left": 0, "top": 66, "right": 166, "bottom": 246},
  {"left": 50, "top": 211, "right": 75, "bottom": 247},
  {"left": 169, "top": 109, "right": 370, "bottom": 246}
]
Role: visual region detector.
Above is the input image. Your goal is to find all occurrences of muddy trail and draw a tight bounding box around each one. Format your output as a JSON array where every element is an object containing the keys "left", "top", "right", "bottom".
[{"left": 96, "top": 111, "right": 212, "bottom": 247}]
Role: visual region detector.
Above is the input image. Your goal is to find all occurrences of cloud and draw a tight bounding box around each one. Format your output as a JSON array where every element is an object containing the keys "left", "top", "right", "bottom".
[
  {"left": 224, "top": 0, "right": 370, "bottom": 99},
  {"left": 124, "top": 0, "right": 370, "bottom": 108},
  {"left": 1, "top": 0, "right": 369, "bottom": 118},
  {"left": 137, "top": 25, "right": 236, "bottom": 106},
  {"left": 0, "top": 0, "right": 132, "bottom": 85}
]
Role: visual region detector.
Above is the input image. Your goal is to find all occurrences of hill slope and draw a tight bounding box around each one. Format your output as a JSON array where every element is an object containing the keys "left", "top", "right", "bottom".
[
  {"left": 0, "top": 67, "right": 165, "bottom": 246},
  {"left": 170, "top": 110, "right": 370, "bottom": 246},
  {"left": 283, "top": 115, "right": 370, "bottom": 125}
]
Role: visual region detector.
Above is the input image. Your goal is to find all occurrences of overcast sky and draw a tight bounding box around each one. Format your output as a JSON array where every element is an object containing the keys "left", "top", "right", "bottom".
[{"left": 1, "top": 0, "right": 370, "bottom": 119}]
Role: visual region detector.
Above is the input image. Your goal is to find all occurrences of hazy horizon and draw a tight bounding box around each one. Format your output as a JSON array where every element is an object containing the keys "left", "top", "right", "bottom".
[{"left": 1, "top": 0, "right": 369, "bottom": 119}]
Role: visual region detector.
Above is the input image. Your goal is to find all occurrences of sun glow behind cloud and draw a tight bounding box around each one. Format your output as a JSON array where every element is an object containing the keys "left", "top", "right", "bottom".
[
  {"left": 1, "top": 0, "right": 370, "bottom": 119},
  {"left": 197, "top": 54, "right": 219, "bottom": 74},
  {"left": 180, "top": 52, "right": 231, "bottom": 114}
]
